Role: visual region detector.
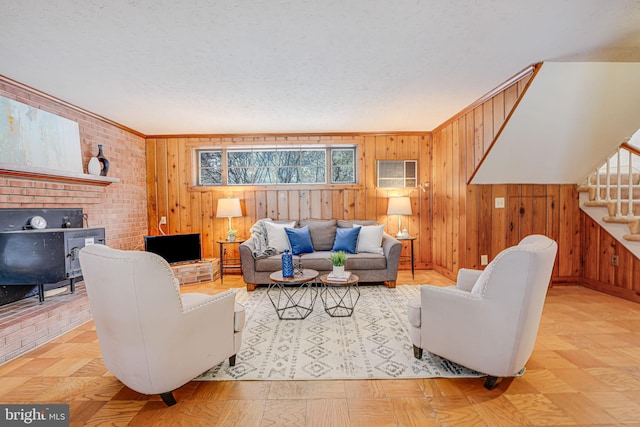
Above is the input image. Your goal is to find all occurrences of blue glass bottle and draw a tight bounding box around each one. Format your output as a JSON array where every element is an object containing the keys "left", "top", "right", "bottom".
[{"left": 282, "top": 249, "right": 293, "bottom": 277}]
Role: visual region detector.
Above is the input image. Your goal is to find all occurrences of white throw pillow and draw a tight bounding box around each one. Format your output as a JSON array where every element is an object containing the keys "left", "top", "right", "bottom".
[
  {"left": 264, "top": 221, "right": 296, "bottom": 253},
  {"left": 355, "top": 224, "right": 385, "bottom": 254}
]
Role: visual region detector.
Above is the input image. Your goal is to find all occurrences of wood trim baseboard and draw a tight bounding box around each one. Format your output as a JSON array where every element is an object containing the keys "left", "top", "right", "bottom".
[
  {"left": 551, "top": 276, "right": 580, "bottom": 286},
  {"left": 146, "top": 131, "right": 433, "bottom": 139},
  {"left": 580, "top": 277, "right": 640, "bottom": 304},
  {"left": 431, "top": 265, "right": 457, "bottom": 282}
]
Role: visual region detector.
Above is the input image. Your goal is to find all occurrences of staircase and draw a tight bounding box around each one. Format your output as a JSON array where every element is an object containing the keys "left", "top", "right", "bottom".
[{"left": 578, "top": 141, "right": 640, "bottom": 247}]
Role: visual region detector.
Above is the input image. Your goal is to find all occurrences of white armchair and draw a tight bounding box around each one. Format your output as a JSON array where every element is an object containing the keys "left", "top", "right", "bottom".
[
  {"left": 79, "top": 244, "right": 245, "bottom": 406},
  {"left": 407, "top": 235, "right": 557, "bottom": 389}
]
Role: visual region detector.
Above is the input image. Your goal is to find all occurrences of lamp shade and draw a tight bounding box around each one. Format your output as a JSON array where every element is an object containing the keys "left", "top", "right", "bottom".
[
  {"left": 216, "top": 198, "right": 242, "bottom": 218},
  {"left": 387, "top": 196, "right": 412, "bottom": 216}
]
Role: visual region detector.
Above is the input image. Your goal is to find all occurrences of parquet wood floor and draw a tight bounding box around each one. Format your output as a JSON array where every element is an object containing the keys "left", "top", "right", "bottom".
[{"left": 1, "top": 271, "right": 639, "bottom": 426}]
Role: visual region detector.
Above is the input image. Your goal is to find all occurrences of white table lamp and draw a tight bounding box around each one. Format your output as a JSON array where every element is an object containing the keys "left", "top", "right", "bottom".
[
  {"left": 387, "top": 196, "right": 412, "bottom": 237},
  {"left": 216, "top": 198, "right": 242, "bottom": 241}
]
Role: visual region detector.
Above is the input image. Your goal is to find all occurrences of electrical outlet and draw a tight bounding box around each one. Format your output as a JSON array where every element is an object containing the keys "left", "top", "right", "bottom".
[
  {"left": 159, "top": 216, "right": 167, "bottom": 225},
  {"left": 481, "top": 255, "right": 489, "bottom": 266},
  {"left": 495, "top": 197, "right": 505, "bottom": 208},
  {"left": 612, "top": 255, "right": 619, "bottom": 266}
]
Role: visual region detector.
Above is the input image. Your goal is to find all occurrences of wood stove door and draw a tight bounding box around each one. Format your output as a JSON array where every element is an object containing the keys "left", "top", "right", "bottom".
[{"left": 65, "top": 229, "right": 106, "bottom": 278}]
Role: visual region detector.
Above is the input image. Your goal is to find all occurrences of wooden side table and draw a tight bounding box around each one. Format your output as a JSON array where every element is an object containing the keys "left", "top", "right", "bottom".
[
  {"left": 216, "top": 239, "right": 245, "bottom": 285},
  {"left": 267, "top": 269, "right": 319, "bottom": 320},
  {"left": 319, "top": 273, "right": 360, "bottom": 317},
  {"left": 397, "top": 236, "right": 417, "bottom": 279}
]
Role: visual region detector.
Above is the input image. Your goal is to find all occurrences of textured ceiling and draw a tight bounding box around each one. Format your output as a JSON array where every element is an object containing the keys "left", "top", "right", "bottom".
[{"left": 1, "top": 0, "right": 639, "bottom": 135}]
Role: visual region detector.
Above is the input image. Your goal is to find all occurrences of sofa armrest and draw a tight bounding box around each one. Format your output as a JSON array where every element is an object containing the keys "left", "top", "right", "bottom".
[
  {"left": 239, "top": 240, "right": 257, "bottom": 283},
  {"left": 382, "top": 233, "right": 403, "bottom": 280}
]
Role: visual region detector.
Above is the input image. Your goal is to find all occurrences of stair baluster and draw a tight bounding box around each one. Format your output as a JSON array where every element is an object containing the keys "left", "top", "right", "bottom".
[
  {"left": 579, "top": 139, "right": 640, "bottom": 244},
  {"left": 628, "top": 148, "right": 634, "bottom": 218},
  {"left": 616, "top": 148, "right": 622, "bottom": 217}
]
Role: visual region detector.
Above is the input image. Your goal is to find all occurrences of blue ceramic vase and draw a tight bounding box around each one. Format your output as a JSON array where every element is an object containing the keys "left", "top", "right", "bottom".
[{"left": 282, "top": 249, "right": 293, "bottom": 277}]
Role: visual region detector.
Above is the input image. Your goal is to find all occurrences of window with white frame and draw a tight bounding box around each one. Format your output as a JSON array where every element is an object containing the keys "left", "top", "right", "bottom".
[{"left": 196, "top": 146, "right": 356, "bottom": 186}]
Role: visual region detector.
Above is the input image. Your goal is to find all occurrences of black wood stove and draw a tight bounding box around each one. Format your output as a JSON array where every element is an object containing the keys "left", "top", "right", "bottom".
[{"left": 0, "top": 208, "right": 105, "bottom": 305}]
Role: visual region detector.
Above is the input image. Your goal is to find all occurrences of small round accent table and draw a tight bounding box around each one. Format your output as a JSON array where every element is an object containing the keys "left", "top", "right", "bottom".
[
  {"left": 268, "top": 269, "right": 319, "bottom": 320},
  {"left": 319, "top": 273, "right": 360, "bottom": 317}
]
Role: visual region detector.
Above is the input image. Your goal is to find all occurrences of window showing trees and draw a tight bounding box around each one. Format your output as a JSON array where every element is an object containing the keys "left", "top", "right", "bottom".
[
  {"left": 197, "top": 146, "right": 356, "bottom": 186},
  {"left": 198, "top": 150, "right": 222, "bottom": 185}
]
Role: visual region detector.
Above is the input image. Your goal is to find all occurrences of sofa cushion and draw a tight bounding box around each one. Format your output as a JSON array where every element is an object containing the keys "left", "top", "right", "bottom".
[
  {"left": 296, "top": 251, "right": 334, "bottom": 270},
  {"left": 355, "top": 224, "right": 385, "bottom": 254},
  {"left": 332, "top": 226, "right": 361, "bottom": 253},
  {"left": 344, "top": 252, "right": 387, "bottom": 270},
  {"left": 264, "top": 220, "right": 296, "bottom": 253},
  {"left": 255, "top": 253, "right": 301, "bottom": 272},
  {"left": 298, "top": 219, "right": 337, "bottom": 251},
  {"left": 285, "top": 225, "right": 314, "bottom": 255},
  {"left": 337, "top": 219, "right": 378, "bottom": 228},
  {"left": 299, "top": 251, "right": 387, "bottom": 270}
]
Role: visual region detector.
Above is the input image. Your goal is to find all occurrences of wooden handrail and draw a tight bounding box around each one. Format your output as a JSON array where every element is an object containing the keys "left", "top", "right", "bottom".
[{"left": 621, "top": 141, "right": 640, "bottom": 157}]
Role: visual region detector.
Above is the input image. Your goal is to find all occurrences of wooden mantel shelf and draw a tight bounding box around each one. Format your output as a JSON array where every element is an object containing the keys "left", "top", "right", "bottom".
[{"left": 0, "top": 162, "right": 119, "bottom": 186}]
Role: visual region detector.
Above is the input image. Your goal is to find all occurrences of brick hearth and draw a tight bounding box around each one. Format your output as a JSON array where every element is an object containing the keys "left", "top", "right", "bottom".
[
  {"left": 171, "top": 258, "right": 220, "bottom": 286},
  {"left": 0, "top": 258, "right": 222, "bottom": 365},
  {"left": 0, "top": 284, "right": 91, "bottom": 365}
]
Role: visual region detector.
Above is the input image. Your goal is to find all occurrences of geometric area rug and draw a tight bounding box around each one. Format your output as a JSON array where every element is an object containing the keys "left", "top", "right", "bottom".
[{"left": 196, "top": 284, "right": 483, "bottom": 381}]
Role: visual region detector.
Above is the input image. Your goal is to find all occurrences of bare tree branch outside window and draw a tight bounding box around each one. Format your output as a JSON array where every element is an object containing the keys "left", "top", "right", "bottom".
[
  {"left": 198, "top": 150, "right": 222, "bottom": 185},
  {"left": 331, "top": 148, "right": 355, "bottom": 183},
  {"left": 198, "top": 146, "right": 356, "bottom": 186}
]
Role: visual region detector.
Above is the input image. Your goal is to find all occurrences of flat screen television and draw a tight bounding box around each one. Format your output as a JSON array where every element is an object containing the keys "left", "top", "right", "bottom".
[{"left": 144, "top": 233, "right": 202, "bottom": 264}]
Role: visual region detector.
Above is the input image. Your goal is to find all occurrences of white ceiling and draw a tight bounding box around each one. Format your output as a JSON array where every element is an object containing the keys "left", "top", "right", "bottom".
[{"left": 1, "top": 1, "right": 640, "bottom": 135}]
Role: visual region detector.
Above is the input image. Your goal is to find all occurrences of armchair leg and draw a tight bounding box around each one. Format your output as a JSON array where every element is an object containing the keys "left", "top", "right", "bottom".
[
  {"left": 246, "top": 284, "right": 257, "bottom": 292},
  {"left": 413, "top": 345, "right": 423, "bottom": 359},
  {"left": 160, "top": 391, "right": 177, "bottom": 406},
  {"left": 229, "top": 354, "right": 237, "bottom": 366},
  {"left": 386, "top": 280, "right": 396, "bottom": 288},
  {"left": 483, "top": 376, "right": 501, "bottom": 390}
]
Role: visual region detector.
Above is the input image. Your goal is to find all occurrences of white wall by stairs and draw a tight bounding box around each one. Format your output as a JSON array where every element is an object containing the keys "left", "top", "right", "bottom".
[{"left": 472, "top": 62, "right": 640, "bottom": 185}]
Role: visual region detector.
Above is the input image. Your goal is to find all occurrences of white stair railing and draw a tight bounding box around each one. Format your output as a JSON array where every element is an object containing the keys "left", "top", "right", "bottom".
[{"left": 581, "top": 139, "right": 640, "bottom": 220}]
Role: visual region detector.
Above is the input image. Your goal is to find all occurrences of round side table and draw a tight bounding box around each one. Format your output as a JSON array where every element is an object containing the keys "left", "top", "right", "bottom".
[
  {"left": 267, "top": 269, "right": 319, "bottom": 320},
  {"left": 319, "top": 273, "right": 360, "bottom": 317}
]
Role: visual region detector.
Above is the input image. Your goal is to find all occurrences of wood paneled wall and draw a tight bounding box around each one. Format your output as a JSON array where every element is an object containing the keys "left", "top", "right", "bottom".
[
  {"left": 464, "top": 184, "right": 581, "bottom": 280},
  {"left": 146, "top": 134, "right": 432, "bottom": 267},
  {"left": 431, "top": 67, "right": 582, "bottom": 282},
  {"left": 581, "top": 212, "right": 640, "bottom": 303}
]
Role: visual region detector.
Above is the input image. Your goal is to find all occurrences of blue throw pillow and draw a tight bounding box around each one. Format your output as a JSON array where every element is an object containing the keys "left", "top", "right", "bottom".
[
  {"left": 285, "top": 226, "right": 314, "bottom": 255},
  {"left": 331, "top": 226, "right": 361, "bottom": 254}
]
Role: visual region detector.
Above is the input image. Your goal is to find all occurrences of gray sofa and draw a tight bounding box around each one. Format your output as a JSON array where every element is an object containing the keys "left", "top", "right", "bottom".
[{"left": 240, "top": 219, "right": 402, "bottom": 291}]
